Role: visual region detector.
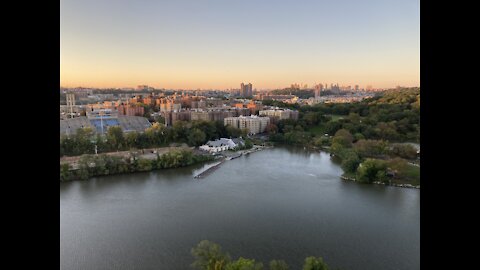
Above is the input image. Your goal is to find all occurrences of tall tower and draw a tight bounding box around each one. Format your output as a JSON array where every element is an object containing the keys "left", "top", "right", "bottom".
[
  {"left": 240, "top": 83, "right": 245, "bottom": 97},
  {"left": 314, "top": 83, "right": 323, "bottom": 99},
  {"left": 66, "top": 92, "right": 76, "bottom": 118}
]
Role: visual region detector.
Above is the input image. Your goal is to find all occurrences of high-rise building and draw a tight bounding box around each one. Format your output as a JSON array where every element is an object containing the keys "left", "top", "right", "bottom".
[
  {"left": 224, "top": 115, "right": 270, "bottom": 135},
  {"left": 240, "top": 83, "right": 253, "bottom": 97},
  {"left": 259, "top": 109, "right": 299, "bottom": 121},
  {"left": 66, "top": 92, "right": 76, "bottom": 118},
  {"left": 314, "top": 84, "right": 324, "bottom": 99}
]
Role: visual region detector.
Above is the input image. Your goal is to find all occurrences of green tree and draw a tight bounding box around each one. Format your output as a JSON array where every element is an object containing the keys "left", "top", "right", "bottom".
[
  {"left": 188, "top": 128, "right": 207, "bottom": 147},
  {"left": 106, "top": 126, "right": 125, "bottom": 150},
  {"left": 302, "top": 256, "right": 329, "bottom": 270},
  {"left": 353, "top": 139, "right": 387, "bottom": 158},
  {"left": 313, "top": 136, "right": 330, "bottom": 147},
  {"left": 323, "top": 121, "right": 342, "bottom": 136},
  {"left": 347, "top": 112, "right": 361, "bottom": 124},
  {"left": 60, "top": 163, "right": 71, "bottom": 181},
  {"left": 356, "top": 159, "right": 388, "bottom": 183},
  {"left": 269, "top": 260, "right": 289, "bottom": 270},
  {"left": 226, "top": 125, "right": 244, "bottom": 138},
  {"left": 333, "top": 129, "right": 353, "bottom": 144},
  {"left": 125, "top": 132, "right": 139, "bottom": 149},
  {"left": 225, "top": 258, "right": 263, "bottom": 270},
  {"left": 389, "top": 144, "right": 417, "bottom": 159},
  {"left": 353, "top": 133, "right": 365, "bottom": 142},
  {"left": 340, "top": 149, "right": 361, "bottom": 173},
  {"left": 191, "top": 240, "right": 231, "bottom": 270}
]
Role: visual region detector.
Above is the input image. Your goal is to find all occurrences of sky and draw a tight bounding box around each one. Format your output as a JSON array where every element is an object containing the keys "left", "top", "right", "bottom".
[{"left": 60, "top": 0, "right": 420, "bottom": 90}]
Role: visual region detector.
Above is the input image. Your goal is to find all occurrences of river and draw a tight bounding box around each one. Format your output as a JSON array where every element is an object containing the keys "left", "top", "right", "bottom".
[{"left": 60, "top": 146, "right": 420, "bottom": 270}]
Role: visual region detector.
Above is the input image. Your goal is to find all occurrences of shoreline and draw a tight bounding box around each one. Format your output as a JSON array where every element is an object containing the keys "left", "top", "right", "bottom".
[
  {"left": 61, "top": 145, "right": 419, "bottom": 189},
  {"left": 193, "top": 145, "right": 271, "bottom": 179},
  {"left": 340, "top": 175, "right": 420, "bottom": 189}
]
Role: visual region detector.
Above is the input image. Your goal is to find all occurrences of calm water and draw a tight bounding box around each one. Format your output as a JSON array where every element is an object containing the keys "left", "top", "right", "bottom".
[{"left": 60, "top": 147, "right": 420, "bottom": 270}]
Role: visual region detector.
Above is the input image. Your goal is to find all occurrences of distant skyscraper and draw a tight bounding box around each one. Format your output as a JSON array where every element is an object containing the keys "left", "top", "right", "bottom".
[
  {"left": 314, "top": 83, "right": 323, "bottom": 99},
  {"left": 66, "top": 92, "right": 76, "bottom": 118},
  {"left": 240, "top": 83, "right": 253, "bottom": 97},
  {"left": 354, "top": 85, "right": 359, "bottom": 91}
]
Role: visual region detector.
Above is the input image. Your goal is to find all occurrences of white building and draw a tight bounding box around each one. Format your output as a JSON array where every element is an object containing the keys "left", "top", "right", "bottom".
[{"left": 199, "top": 138, "right": 243, "bottom": 153}]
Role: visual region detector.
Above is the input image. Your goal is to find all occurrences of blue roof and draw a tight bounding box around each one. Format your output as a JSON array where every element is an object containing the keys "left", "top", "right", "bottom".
[{"left": 89, "top": 119, "right": 120, "bottom": 133}]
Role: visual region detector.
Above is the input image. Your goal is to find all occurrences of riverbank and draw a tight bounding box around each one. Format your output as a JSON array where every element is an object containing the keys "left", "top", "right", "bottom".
[
  {"left": 340, "top": 175, "right": 420, "bottom": 189},
  {"left": 60, "top": 149, "right": 214, "bottom": 182}
]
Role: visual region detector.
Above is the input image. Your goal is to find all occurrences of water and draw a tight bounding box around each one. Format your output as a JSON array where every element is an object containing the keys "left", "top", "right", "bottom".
[{"left": 60, "top": 147, "right": 420, "bottom": 270}]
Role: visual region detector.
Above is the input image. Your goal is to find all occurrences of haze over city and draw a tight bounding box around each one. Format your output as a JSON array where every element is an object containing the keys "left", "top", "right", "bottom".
[{"left": 60, "top": 0, "right": 419, "bottom": 90}]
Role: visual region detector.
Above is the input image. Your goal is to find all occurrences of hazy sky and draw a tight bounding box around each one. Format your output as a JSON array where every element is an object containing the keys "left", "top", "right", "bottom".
[{"left": 60, "top": 0, "right": 420, "bottom": 89}]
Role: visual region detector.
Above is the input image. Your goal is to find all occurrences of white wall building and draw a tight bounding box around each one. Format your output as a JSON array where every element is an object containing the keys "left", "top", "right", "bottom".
[{"left": 199, "top": 138, "right": 242, "bottom": 153}]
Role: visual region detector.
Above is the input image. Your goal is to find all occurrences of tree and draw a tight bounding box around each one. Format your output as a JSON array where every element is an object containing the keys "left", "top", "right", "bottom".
[
  {"left": 188, "top": 128, "right": 207, "bottom": 147},
  {"left": 106, "top": 126, "right": 125, "bottom": 150},
  {"left": 353, "top": 133, "right": 365, "bottom": 142},
  {"left": 265, "top": 123, "right": 278, "bottom": 134},
  {"left": 226, "top": 125, "right": 244, "bottom": 138},
  {"left": 334, "top": 129, "right": 353, "bottom": 144},
  {"left": 340, "top": 149, "right": 361, "bottom": 173},
  {"left": 225, "top": 257, "right": 263, "bottom": 270},
  {"left": 302, "top": 256, "right": 329, "bottom": 270},
  {"left": 313, "top": 136, "right": 330, "bottom": 147},
  {"left": 144, "top": 122, "right": 162, "bottom": 146},
  {"left": 375, "top": 122, "right": 399, "bottom": 141},
  {"left": 60, "top": 163, "right": 71, "bottom": 181},
  {"left": 191, "top": 240, "right": 231, "bottom": 270},
  {"left": 347, "top": 112, "right": 361, "bottom": 124},
  {"left": 356, "top": 159, "right": 388, "bottom": 183},
  {"left": 389, "top": 143, "right": 417, "bottom": 159},
  {"left": 125, "top": 132, "right": 139, "bottom": 149},
  {"left": 303, "top": 112, "right": 320, "bottom": 126},
  {"left": 243, "top": 139, "right": 253, "bottom": 149},
  {"left": 269, "top": 260, "right": 289, "bottom": 270},
  {"left": 171, "top": 121, "right": 189, "bottom": 142},
  {"left": 331, "top": 129, "right": 354, "bottom": 154},
  {"left": 353, "top": 139, "right": 387, "bottom": 158},
  {"left": 323, "top": 121, "right": 342, "bottom": 136}
]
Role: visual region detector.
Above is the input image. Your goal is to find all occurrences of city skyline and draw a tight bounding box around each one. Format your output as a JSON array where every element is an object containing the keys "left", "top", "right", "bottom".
[{"left": 61, "top": 0, "right": 420, "bottom": 89}]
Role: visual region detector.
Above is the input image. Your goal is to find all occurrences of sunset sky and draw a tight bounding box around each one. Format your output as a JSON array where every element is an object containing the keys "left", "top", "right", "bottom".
[{"left": 60, "top": 0, "right": 419, "bottom": 90}]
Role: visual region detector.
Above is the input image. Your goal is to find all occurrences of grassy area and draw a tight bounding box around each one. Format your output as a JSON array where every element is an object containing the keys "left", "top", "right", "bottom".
[
  {"left": 329, "top": 114, "right": 345, "bottom": 121},
  {"left": 391, "top": 164, "right": 420, "bottom": 186}
]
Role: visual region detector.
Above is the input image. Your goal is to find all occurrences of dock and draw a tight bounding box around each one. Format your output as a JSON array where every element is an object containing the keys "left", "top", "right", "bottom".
[{"left": 193, "top": 160, "right": 225, "bottom": 179}]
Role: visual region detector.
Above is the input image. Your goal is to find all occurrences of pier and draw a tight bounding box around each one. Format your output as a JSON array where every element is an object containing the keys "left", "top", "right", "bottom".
[{"left": 193, "top": 160, "right": 225, "bottom": 179}]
